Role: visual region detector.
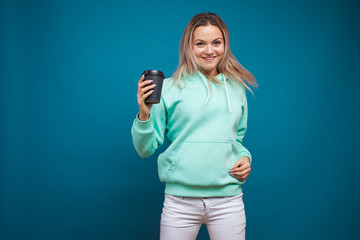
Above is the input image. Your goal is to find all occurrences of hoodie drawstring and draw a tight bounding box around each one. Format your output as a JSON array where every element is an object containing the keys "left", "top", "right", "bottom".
[
  {"left": 222, "top": 73, "right": 232, "bottom": 113},
  {"left": 198, "top": 72, "right": 232, "bottom": 113},
  {"left": 199, "top": 72, "right": 211, "bottom": 105}
]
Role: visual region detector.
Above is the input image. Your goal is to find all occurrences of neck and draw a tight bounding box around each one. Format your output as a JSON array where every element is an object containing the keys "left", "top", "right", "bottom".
[{"left": 201, "top": 69, "right": 218, "bottom": 77}]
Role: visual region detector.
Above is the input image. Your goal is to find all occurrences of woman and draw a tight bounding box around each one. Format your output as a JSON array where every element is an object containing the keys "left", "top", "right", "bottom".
[{"left": 131, "top": 12, "right": 257, "bottom": 240}]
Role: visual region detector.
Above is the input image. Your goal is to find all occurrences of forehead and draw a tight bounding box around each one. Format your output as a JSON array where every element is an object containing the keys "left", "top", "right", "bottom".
[{"left": 193, "top": 25, "right": 223, "bottom": 40}]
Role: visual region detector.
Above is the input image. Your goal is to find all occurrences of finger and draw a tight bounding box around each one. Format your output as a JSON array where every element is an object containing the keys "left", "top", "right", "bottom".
[
  {"left": 232, "top": 160, "right": 241, "bottom": 169},
  {"left": 230, "top": 171, "right": 250, "bottom": 178},
  {"left": 230, "top": 174, "right": 248, "bottom": 182},
  {"left": 139, "top": 74, "right": 145, "bottom": 83},
  {"left": 232, "top": 157, "right": 249, "bottom": 169},
  {"left": 139, "top": 89, "right": 155, "bottom": 103},
  {"left": 138, "top": 81, "right": 153, "bottom": 93},
  {"left": 230, "top": 162, "right": 249, "bottom": 173},
  {"left": 137, "top": 85, "right": 155, "bottom": 102},
  {"left": 239, "top": 173, "right": 250, "bottom": 181},
  {"left": 234, "top": 157, "right": 250, "bottom": 167},
  {"left": 139, "top": 79, "right": 154, "bottom": 88},
  {"left": 231, "top": 167, "right": 250, "bottom": 177},
  {"left": 140, "top": 84, "right": 156, "bottom": 94},
  {"left": 237, "top": 164, "right": 250, "bottom": 172},
  {"left": 239, "top": 168, "right": 251, "bottom": 177},
  {"left": 236, "top": 171, "right": 249, "bottom": 181},
  {"left": 141, "top": 90, "right": 154, "bottom": 101},
  {"left": 137, "top": 75, "right": 145, "bottom": 90}
]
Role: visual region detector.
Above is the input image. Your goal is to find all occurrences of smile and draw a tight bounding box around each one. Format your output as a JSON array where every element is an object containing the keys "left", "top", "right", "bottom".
[{"left": 202, "top": 56, "right": 216, "bottom": 62}]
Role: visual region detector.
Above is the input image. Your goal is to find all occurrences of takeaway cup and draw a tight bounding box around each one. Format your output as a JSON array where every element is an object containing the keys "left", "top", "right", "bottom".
[{"left": 143, "top": 70, "right": 165, "bottom": 104}]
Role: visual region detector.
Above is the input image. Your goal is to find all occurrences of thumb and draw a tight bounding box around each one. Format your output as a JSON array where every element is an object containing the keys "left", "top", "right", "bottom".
[{"left": 232, "top": 159, "right": 242, "bottom": 169}]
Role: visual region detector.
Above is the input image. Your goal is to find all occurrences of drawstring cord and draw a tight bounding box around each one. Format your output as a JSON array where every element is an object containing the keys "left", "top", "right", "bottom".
[
  {"left": 197, "top": 72, "right": 232, "bottom": 113},
  {"left": 222, "top": 73, "right": 232, "bottom": 113}
]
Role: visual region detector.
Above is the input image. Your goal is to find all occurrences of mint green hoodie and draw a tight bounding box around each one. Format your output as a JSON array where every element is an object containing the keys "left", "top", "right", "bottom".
[{"left": 131, "top": 72, "right": 252, "bottom": 197}]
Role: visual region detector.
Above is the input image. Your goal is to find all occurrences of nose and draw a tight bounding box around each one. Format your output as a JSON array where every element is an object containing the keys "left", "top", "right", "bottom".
[{"left": 205, "top": 44, "right": 214, "bottom": 55}]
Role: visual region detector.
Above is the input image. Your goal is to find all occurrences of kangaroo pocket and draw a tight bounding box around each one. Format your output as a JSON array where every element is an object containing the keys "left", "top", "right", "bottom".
[{"left": 167, "top": 141, "right": 236, "bottom": 187}]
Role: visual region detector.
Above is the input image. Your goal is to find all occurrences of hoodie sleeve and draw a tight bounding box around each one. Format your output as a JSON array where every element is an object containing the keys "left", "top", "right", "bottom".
[
  {"left": 236, "top": 90, "right": 252, "bottom": 165},
  {"left": 131, "top": 97, "right": 167, "bottom": 158}
]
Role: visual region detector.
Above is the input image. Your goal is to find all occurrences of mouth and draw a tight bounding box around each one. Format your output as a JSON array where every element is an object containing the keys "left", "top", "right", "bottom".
[{"left": 202, "top": 56, "right": 216, "bottom": 62}]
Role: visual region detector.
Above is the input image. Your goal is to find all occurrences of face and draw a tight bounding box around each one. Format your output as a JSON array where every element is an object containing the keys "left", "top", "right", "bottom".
[{"left": 192, "top": 25, "right": 225, "bottom": 76}]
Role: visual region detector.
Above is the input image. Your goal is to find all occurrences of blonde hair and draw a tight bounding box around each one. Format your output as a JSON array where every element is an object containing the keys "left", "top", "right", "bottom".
[{"left": 172, "top": 12, "right": 257, "bottom": 92}]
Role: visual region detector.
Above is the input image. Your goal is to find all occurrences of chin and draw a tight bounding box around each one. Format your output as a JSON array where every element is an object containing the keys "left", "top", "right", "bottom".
[
  {"left": 201, "top": 66, "right": 217, "bottom": 73},
  {"left": 199, "top": 62, "right": 220, "bottom": 74}
]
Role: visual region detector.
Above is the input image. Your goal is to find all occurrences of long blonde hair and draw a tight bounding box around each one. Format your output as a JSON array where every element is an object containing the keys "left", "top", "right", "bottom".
[{"left": 172, "top": 12, "right": 257, "bottom": 92}]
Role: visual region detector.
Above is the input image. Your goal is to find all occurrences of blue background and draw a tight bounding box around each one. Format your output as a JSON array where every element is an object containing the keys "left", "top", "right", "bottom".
[{"left": 1, "top": 0, "right": 359, "bottom": 239}]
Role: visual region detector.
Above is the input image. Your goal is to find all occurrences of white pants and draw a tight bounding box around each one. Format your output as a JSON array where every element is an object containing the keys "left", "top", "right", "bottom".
[{"left": 160, "top": 193, "right": 246, "bottom": 240}]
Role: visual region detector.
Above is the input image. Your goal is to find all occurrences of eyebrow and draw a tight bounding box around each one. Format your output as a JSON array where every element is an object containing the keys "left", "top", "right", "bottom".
[{"left": 194, "top": 37, "right": 223, "bottom": 42}]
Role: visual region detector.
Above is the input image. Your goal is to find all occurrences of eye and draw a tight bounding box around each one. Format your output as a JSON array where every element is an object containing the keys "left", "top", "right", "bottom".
[
  {"left": 196, "top": 42, "right": 204, "bottom": 46},
  {"left": 214, "top": 41, "right": 221, "bottom": 46}
]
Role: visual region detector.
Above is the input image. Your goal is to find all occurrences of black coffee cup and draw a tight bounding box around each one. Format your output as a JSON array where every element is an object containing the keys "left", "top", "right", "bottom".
[{"left": 143, "top": 70, "right": 165, "bottom": 104}]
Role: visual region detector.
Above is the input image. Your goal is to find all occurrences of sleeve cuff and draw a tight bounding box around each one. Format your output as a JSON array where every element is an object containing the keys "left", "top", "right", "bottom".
[
  {"left": 134, "top": 113, "right": 153, "bottom": 131},
  {"left": 239, "top": 151, "right": 252, "bottom": 165}
]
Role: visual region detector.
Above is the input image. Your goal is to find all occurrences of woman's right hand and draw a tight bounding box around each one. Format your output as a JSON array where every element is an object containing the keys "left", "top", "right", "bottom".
[{"left": 137, "top": 74, "right": 156, "bottom": 121}]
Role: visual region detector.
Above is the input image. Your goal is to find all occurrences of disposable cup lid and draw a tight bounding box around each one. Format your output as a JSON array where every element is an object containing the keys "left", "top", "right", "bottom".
[{"left": 143, "top": 70, "right": 165, "bottom": 78}]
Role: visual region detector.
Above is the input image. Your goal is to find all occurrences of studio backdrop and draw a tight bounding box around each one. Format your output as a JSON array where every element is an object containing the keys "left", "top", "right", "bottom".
[{"left": 1, "top": 0, "right": 359, "bottom": 239}]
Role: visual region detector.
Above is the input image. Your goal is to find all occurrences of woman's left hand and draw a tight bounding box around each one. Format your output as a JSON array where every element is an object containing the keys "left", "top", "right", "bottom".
[{"left": 230, "top": 157, "right": 251, "bottom": 181}]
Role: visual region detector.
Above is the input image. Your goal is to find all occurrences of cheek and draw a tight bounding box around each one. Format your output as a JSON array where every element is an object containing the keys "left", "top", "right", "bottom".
[
  {"left": 192, "top": 47, "right": 203, "bottom": 57},
  {"left": 193, "top": 48, "right": 201, "bottom": 57},
  {"left": 216, "top": 46, "right": 225, "bottom": 56}
]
